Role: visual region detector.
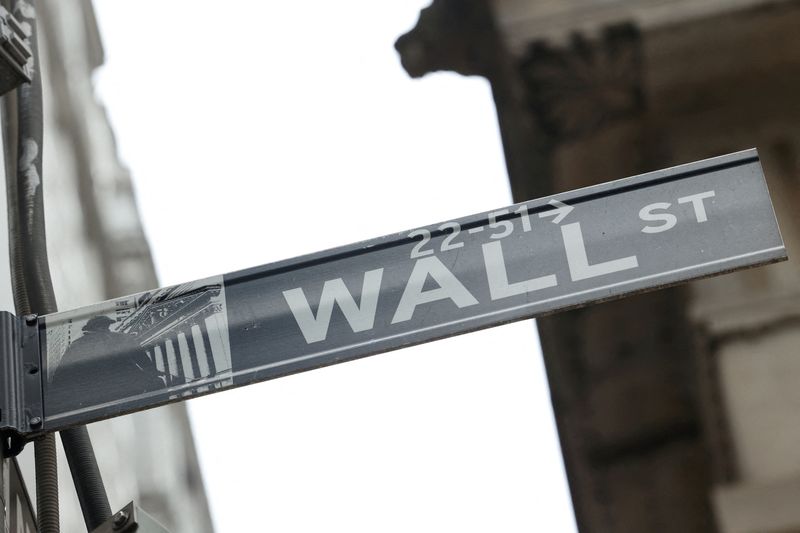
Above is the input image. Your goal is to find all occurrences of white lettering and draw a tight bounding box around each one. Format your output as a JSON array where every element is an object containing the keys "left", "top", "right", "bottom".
[
  {"left": 678, "top": 190, "right": 715, "bottom": 223},
  {"left": 283, "top": 269, "right": 384, "bottom": 344},
  {"left": 391, "top": 256, "right": 478, "bottom": 324},
  {"left": 562, "top": 222, "right": 638, "bottom": 281},
  {"left": 639, "top": 202, "right": 677, "bottom": 234},
  {"left": 482, "top": 241, "right": 557, "bottom": 299}
]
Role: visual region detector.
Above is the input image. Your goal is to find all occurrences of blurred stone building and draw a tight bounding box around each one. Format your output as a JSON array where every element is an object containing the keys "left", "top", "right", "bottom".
[
  {"left": 397, "top": 1, "right": 800, "bottom": 532},
  {"left": 0, "top": 0, "right": 214, "bottom": 531}
]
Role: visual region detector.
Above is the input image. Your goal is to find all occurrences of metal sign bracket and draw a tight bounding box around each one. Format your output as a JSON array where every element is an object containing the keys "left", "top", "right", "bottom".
[
  {"left": 91, "top": 501, "right": 171, "bottom": 533},
  {"left": 0, "top": 311, "right": 44, "bottom": 456}
]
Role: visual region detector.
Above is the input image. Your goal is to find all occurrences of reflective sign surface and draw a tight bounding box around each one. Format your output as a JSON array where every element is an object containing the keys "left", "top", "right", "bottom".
[{"left": 41, "top": 150, "right": 787, "bottom": 430}]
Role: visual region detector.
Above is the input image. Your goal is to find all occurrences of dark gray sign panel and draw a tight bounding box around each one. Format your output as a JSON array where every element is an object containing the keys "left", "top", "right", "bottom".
[{"left": 39, "top": 149, "right": 786, "bottom": 431}]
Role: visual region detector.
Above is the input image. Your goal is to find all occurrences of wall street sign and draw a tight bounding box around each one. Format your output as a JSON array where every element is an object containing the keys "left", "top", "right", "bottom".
[{"left": 2, "top": 149, "right": 785, "bottom": 437}]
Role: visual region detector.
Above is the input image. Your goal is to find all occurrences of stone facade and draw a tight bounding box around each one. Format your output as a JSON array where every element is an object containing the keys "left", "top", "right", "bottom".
[{"left": 398, "top": 1, "right": 800, "bottom": 531}]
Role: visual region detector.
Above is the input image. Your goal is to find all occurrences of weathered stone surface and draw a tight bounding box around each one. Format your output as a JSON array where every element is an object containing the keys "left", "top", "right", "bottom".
[
  {"left": 715, "top": 476, "right": 800, "bottom": 533},
  {"left": 397, "top": 1, "right": 800, "bottom": 532},
  {"left": 520, "top": 24, "right": 644, "bottom": 142}
]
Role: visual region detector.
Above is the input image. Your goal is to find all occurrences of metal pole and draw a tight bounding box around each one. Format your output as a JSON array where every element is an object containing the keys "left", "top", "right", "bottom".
[
  {"left": 1, "top": 9, "right": 60, "bottom": 529},
  {"left": 3, "top": 1, "right": 111, "bottom": 530}
]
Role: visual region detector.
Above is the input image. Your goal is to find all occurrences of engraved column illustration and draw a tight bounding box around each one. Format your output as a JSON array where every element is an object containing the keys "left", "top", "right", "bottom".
[{"left": 44, "top": 277, "right": 233, "bottom": 417}]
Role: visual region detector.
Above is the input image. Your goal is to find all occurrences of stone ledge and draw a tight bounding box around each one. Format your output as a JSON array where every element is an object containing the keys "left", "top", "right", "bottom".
[
  {"left": 492, "top": 0, "right": 795, "bottom": 51},
  {"left": 714, "top": 476, "right": 800, "bottom": 533}
]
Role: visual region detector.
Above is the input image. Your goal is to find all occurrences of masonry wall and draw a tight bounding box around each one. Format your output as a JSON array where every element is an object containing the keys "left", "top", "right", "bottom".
[{"left": 398, "top": 0, "right": 800, "bottom": 531}]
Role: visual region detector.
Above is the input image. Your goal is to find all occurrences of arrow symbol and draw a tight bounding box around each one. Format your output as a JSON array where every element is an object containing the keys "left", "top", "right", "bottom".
[{"left": 538, "top": 199, "right": 574, "bottom": 224}]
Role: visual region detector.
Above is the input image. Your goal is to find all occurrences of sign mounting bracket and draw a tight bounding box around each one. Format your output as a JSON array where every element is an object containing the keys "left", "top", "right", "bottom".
[{"left": 0, "top": 311, "right": 44, "bottom": 456}]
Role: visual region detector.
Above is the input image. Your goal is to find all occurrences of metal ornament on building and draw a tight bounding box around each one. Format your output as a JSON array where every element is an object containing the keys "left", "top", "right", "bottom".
[
  {"left": 0, "top": 6, "right": 31, "bottom": 96},
  {"left": 0, "top": 149, "right": 787, "bottom": 446}
]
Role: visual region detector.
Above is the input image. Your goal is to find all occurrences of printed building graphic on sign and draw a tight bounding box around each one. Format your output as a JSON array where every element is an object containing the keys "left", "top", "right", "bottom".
[{"left": 44, "top": 277, "right": 233, "bottom": 417}]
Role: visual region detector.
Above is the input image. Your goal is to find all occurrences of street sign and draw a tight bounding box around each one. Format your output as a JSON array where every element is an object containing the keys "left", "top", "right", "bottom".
[{"left": 25, "top": 149, "right": 786, "bottom": 433}]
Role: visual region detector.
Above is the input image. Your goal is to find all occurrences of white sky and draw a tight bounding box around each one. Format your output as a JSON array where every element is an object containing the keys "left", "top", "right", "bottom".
[{"left": 93, "top": 2, "right": 576, "bottom": 531}]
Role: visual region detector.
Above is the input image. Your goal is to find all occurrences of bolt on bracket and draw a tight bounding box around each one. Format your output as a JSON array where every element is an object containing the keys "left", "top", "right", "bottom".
[{"left": 91, "top": 501, "right": 171, "bottom": 533}]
